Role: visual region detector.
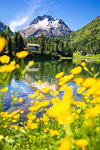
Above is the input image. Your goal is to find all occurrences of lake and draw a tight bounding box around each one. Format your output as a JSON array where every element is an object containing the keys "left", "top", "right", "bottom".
[{"left": 2, "top": 58, "right": 100, "bottom": 111}]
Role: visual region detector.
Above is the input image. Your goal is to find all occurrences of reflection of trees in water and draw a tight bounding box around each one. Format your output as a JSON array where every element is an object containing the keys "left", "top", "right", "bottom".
[
  {"left": 26, "top": 59, "right": 100, "bottom": 83},
  {"left": 3, "top": 59, "right": 100, "bottom": 87},
  {"left": 26, "top": 59, "right": 75, "bottom": 82}
]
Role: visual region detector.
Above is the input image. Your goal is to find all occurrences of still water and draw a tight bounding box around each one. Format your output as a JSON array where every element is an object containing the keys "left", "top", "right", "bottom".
[{"left": 2, "top": 59, "right": 100, "bottom": 111}]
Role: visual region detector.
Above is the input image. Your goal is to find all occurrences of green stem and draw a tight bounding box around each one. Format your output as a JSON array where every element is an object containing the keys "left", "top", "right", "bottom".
[{"left": 0, "top": 93, "right": 4, "bottom": 112}]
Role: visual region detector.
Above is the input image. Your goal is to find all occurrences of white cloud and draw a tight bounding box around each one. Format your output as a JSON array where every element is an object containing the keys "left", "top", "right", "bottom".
[
  {"left": 10, "top": 16, "right": 29, "bottom": 32},
  {"left": 9, "top": 0, "right": 48, "bottom": 32}
]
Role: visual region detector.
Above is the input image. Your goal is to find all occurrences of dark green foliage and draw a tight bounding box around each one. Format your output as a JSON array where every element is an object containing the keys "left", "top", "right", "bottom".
[
  {"left": 27, "top": 34, "right": 73, "bottom": 57},
  {"left": 38, "top": 34, "right": 46, "bottom": 54},
  {"left": 6, "top": 37, "right": 13, "bottom": 55},
  {"left": 59, "top": 16, "right": 100, "bottom": 55},
  {"left": 13, "top": 32, "right": 25, "bottom": 54}
]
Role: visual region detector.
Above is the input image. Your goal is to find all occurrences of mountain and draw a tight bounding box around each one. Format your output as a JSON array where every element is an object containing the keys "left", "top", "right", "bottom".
[
  {"left": 20, "top": 15, "right": 72, "bottom": 38},
  {"left": 0, "top": 21, "right": 7, "bottom": 32},
  {"left": 61, "top": 16, "right": 100, "bottom": 55}
]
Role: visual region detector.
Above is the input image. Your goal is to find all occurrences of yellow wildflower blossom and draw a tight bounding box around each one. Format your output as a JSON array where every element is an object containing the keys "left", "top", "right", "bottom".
[
  {"left": 50, "top": 91, "right": 59, "bottom": 96},
  {"left": 70, "top": 66, "right": 82, "bottom": 74},
  {"left": 0, "top": 63, "right": 16, "bottom": 72},
  {"left": 13, "top": 97, "right": 17, "bottom": 101},
  {"left": 16, "top": 51, "right": 29, "bottom": 58},
  {"left": 0, "top": 135, "right": 4, "bottom": 141},
  {"left": 59, "top": 84, "right": 67, "bottom": 91},
  {"left": 41, "top": 86, "right": 50, "bottom": 93},
  {"left": 38, "top": 80, "right": 42, "bottom": 84},
  {"left": 20, "top": 110, "right": 24, "bottom": 114},
  {"left": 82, "top": 78, "right": 96, "bottom": 88},
  {"left": 28, "top": 94, "right": 35, "bottom": 99},
  {"left": 18, "top": 97, "right": 23, "bottom": 103},
  {"left": 51, "top": 97, "right": 60, "bottom": 104},
  {"left": 28, "top": 60, "right": 34, "bottom": 66},
  {"left": 27, "top": 114, "right": 36, "bottom": 120},
  {"left": 0, "top": 87, "right": 8, "bottom": 92},
  {"left": 0, "top": 55, "right": 10, "bottom": 63},
  {"left": 28, "top": 103, "right": 41, "bottom": 112},
  {"left": 34, "top": 90, "right": 39, "bottom": 96},
  {"left": 84, "top": 104, "right": 100, "bottom": 119},
  {"left": 74, "top": 78, "right": 83, "bottom": 85},
  {"left": 47, "top": 86, "right": 73, "bottom": 124},
  {"left": 49, "top": 129, "right": 59, "bottom": 136},
  {"left": 81, "top": 62, "right": 86, "bottom": 67},
  {"left": 27, "top": 122, "right": 38, "bottom": 129},
  {"left": 40, "top": 100, "right": 50, "bottom": 107},
  {"left": 77, "top": 87, "right": 86, "bottom": 94},
  {"left": 75, "top": 139, "right": 88, "bottom": 148},
  {"left": 0, "top": 36, "right": 6, "bottom": 52},
  {"left": 55, "top": 72, "right": 64, "bottom": 78},
  {"left": 58, "top": 138, "right": 71, "bottom": 150},
  {"left": 59, "top": 74, "right": 74, "bottom": 83}
]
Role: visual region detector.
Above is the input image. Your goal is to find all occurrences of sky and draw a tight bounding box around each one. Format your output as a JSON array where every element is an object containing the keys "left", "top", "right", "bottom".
[{"left": 0, "top": 0, "right": 100, "bottom": 32}]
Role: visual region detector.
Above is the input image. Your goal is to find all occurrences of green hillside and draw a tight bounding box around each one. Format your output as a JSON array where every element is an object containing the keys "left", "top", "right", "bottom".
[{"left": 62, "top": 16, "right": 100, "bottom": 55}]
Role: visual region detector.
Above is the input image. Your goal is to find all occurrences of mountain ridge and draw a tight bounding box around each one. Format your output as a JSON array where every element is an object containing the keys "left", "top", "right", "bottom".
[{"left": 20, "top": 15, "right": 72, "bottom": 38}]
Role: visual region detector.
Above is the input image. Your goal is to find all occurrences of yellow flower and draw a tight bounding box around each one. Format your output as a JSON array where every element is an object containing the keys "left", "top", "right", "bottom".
[
  {"left": 27, "top": 122, "right": 38, "bottom": 129},
  {"left": 50, "top": 91, "right": 59, "bottom": 96},
  {"left": 75, "top": 139, "right": 88, "bottom": 147},
  {"left": 59, "top": 74, "right": 74, "bottom": 83},
  {"left": 16, "top": 51, "right": 29, "bottom": 58},
  {"left": 55, "top": 72, "right": 64, "bottom": 78},
  {"left": 28, "top": 103, "right": 41, "bottom": 112},
  {"left": 74, "top": 78, "right": 83, "bottom": 85},
  {"left": 0, "top": 36, "right": 6, "bottom": 52},
  {"left": 84, "top": 104, "right": 100, "bottom": 119},
  {"left": 13, "top": 97, "right": 17, "bottom": 101},
  {"left": 34, "top": 90, "right": 40, "bottom": 96},
  {"left": 58, "top": 138, "right": 71, "bottom": 150},
  {"left": 20, "top": 110, "right": 24, "bottom": 114},
  {"left": 77, "top": 87, "right": 86, "bottom": 94},
  {"left": 18, "top": 97, "right": 23, "bottom": 103},
  {"left": 47, "top": 86, "right": 73, "bottom": 124},
  {"left": 11, "top": 90, "right": 13, "bottom": 93},
  {"left": 38, "top": 80, "right": 42, "bottom": 84},
  {"left": 70, "top": 66, "right": 82, "bottom": 74},
  {"left": 49, "top": 129, "right": 59, "bottom": 136},
  {"left": 81, "top": 62, "right": 86, "bottom": 67},
  {"left": 31, "top": 100, "right": 34, "bottom": 103},
  {"left": 82, "top": 78, "right": 96, "bottom": 88},
  {"left": 28, "top": 94, "right": 35, "bottom": 99},
  {"left": 28, "top": 61, "right": 34, "bottom": 66},
  {"left": 51, "top": 97, "right": 60, "bottom": 104},
  {"left": 59, "top": 84, "right": 67, "bottom": 91},
  {"left": 0, "top": 62, "right": 16, "bottom": 73},
  {"left": 0, "top": 87, "right": 8, "bottom": 92},
  {"left": 27, "top": 114, "right": 36, "bottom": 120},
  {"left": 41, "top": 86, "right": 50, "bottom": 93},
  {"left": 0, "top": 55, "right": 10, "bottom": 63},
  {"left": 73, "top": 101, "right": 86, "bottom": 108},
  {"left": 0, "top": 135, "right": 4, "bottom": 141},
  {"left": 40, "top": 100, "right": 50, "bottom": 107},
  {"left": 13, "top": 114, "right": 20, "bottom": 119}
]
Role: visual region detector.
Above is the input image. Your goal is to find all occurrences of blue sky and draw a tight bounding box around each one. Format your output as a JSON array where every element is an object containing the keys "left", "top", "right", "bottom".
[{"left": 0, "top": 0, "right": 100, "bottom": 32}]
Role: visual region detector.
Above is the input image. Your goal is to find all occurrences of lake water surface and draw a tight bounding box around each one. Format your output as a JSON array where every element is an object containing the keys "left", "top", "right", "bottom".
[{"left": 2, "top": 59, "right": 100, "bottom": 111}]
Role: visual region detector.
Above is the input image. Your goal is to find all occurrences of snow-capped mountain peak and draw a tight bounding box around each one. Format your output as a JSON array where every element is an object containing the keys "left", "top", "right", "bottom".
[{"left": 20, "top": 15, "right": 72, "bottom": 38}]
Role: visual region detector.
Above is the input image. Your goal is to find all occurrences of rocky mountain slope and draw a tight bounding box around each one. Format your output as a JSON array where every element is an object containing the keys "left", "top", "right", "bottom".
[{"left": 20, "top": 15, "right": 72, "bottom": 38}]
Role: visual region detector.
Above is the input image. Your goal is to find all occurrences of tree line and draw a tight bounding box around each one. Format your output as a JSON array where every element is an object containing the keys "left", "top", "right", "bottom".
[
  {"left": 0, "top": 27, "right": 73, "bottom": 58},
  {"left": 0, "top": 26, "right": 26, "bottom": 56},
  {"left": 27, "top": 34, "right": 73, "bottom": 57}
]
